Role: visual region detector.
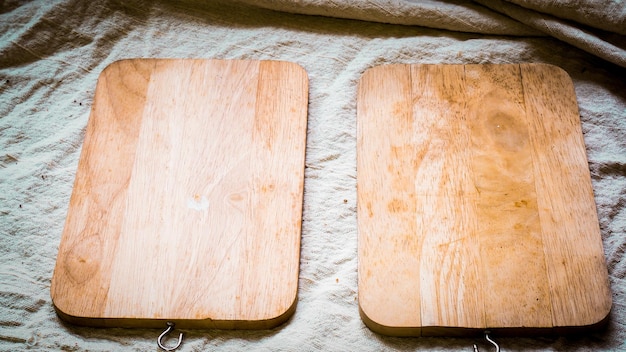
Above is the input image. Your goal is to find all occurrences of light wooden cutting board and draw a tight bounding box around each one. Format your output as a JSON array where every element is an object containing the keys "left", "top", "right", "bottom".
[
  {"left": 357, "top": 64, "right": 611, "bottom": 336},
  {"left": 51, "top": 59, "right": 308, "bottom": 329}
]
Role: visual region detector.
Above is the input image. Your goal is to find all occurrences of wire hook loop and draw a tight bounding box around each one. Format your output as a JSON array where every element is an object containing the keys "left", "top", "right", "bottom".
[
  {"left": 157, "top": 321, "right": 183, "bottom": 351},
  {"left": 473, "top": 331, "right": 500, "bottom": 352}
]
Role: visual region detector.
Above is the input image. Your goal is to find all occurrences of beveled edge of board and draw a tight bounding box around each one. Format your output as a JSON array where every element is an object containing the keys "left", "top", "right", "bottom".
[
  {"left": 53, "top": 293, "right": 299, "bottom": 330},
  {"left": 50, "top": 58, "right": 308, "bottom": 330},
  {"left": 97, "top": 57, "right": 310, "bottom": 75},
  {"left": 356, "top": 62, "right": 612, "bottom": 337},
  {"left": 359, "top": 304, "right": 611, "bottom": 337}
]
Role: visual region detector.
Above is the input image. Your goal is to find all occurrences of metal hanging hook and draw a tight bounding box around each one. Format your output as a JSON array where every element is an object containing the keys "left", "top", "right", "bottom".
[
  {"left": 473, "top": 331, "right": 500, "bottom": 352},
  {"left": 157, "top": 321, "right": 183, "bottom": 351}
]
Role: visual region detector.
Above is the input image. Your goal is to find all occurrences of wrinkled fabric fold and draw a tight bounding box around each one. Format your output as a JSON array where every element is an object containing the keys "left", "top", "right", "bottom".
[
  {"left": 233, "top": 0, "right": 626, "bottom": 67},
  {"left": 504, "top": 0, "right": 626, "bottom": 35},
  {"left": 477, "top": 0, "right": 626, "bottom": 68},
  {"left": 1, "top": 1, "right": 625, "bottom": 351},
  {"left": 232, "top": 0, "right": 543, "bottom": 35}
]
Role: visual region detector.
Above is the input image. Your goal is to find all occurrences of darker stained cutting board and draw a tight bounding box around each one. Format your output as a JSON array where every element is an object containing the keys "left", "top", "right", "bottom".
[
  {"left": 357, "top": 64, "right": 611, "bottom": 336},
  {"left": 51, "top": 59, "right": 309, "bottom": 329}
]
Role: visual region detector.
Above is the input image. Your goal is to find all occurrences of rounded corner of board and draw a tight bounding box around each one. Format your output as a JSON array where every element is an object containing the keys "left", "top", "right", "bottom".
[
  {"left": 288, "top": 62, "right": 310, "bottom": 89},
  {"left": 553, "top": 311, "right": 612, "bottom": 336},
  {"left": 527, "top": 62, "right": 568, "bottom": 73},
  {"left": 257, "top": 60, "right": 309, "bottom": 97},
  {"left": 557, "top": 287, "right": 613, "bottom": 333},
  {"left": 359, "top": 63, "right": 415, "bottom": 89},
  {"left": 213, "top": 299, "right": 299, "bottom": 330},
  {"left": 263, "top": 293, "right": 300, "bottom": 329},
  {"left": 360, "top": 64, "right": 393, "bottom": 81},
  {"left": 101, "top": 58, "right": 139, "bottom": 74},
  {"left": 49, "top": 286, "right": 72, "bottom": 323},
  {"left": 523, "top": 62, "right": 573, "bottom": 83},
  {"left": 358, "top": 303, "right": 420, "bottom": 337},
  {"left": 585, "top": 300, "right": 613, "bottom": 330},
  {"left": 51, "top": 299, "right": 92, "bottom": 327},
  {"left": 284, "top": 61, "right": 309, "bottom": 79},
  {"left": 209, "top": 291, "right": 300, "bottom": 330},
  {"left": 50, "top": 289, "right": 97, "bottom": 327}
]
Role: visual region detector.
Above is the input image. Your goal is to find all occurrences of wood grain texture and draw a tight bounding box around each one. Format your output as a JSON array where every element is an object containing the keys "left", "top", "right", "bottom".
[
  {"left": 51, "top": 59, "right": 309, "bottom": 329},
  {"left": 357, "top": 63, "right": 611, "bottom": 336}
]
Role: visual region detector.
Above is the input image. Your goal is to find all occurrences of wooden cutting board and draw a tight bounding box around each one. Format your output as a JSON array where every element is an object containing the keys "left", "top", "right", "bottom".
[
  {"left": 357, "top": 64, "right": 611, "bottom": 336},
  {"left": 51, "top": 59, "right": 308, "bottom": 329}
]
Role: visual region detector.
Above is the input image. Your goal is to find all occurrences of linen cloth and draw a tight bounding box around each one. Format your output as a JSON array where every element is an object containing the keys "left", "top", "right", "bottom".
[{"left": 1, "top": 0, "right": 625, "bottom": 351}]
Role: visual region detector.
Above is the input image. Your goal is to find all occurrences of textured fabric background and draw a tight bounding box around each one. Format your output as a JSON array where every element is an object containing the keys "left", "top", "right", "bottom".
[
  {"left": 237, "top": 0, "right": 626, "bottom": 66},
  {"left": 1, "top": 1, "right": 625, "bottom": 351}
]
